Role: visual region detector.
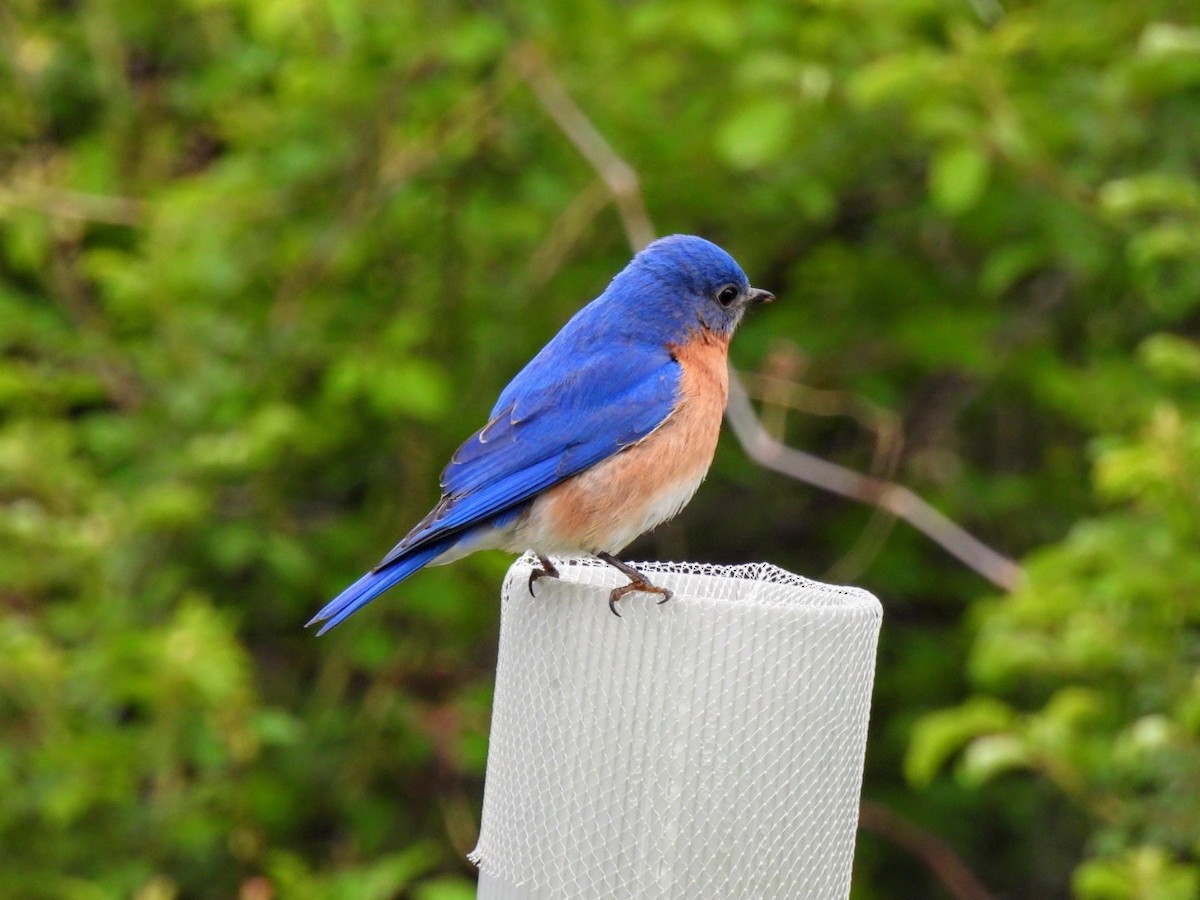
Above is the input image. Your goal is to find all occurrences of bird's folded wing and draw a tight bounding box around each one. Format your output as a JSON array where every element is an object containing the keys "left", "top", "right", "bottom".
[{"left": 373, "top": 346, "right": 680, "bottom": 569}]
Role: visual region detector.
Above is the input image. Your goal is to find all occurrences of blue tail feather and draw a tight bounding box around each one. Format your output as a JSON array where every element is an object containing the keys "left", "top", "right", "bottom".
[{"left": 307, "top": 538, "right": 455, "bottom": 635}]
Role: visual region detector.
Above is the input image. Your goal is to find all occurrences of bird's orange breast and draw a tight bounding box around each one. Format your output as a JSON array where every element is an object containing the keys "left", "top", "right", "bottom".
[{"left": 512, "top": 328, "right": 730, "bottom": 554}]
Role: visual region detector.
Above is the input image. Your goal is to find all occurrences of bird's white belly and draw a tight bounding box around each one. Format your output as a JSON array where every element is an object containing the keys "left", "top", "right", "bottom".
[{"left": 510, "top": 457, "right": 709, "bottom": 555}]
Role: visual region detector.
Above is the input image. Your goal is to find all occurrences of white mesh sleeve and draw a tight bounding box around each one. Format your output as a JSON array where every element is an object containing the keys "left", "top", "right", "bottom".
[{"left": 470, "top": 556, "right": 882, "bottom": 900}]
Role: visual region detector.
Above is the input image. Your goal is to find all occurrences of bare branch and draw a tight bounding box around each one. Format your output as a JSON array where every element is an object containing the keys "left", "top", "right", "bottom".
[
  {"left": 0, "top": 184, "right": 143, "bottom": 226},
  {"left": 517, "top": 48, "right": 1024, "bottom": 592},
  {"left": 525, "top": 180, "right": 612, "bottom": 288},
  {"left": 511, "top": 45, "right": 656, "bottom": 252},
  {"left": 726, "top": 372, "right": 1023, "bottom": 590},
  {"left": 48, "top": 239, "right": 146, "bottom": 411},
  {"left": 859, "top": 800, "right": 996, "bottom": 900},
  {"left": 743, "top": 356, "right": 910, "bottom": 582}
]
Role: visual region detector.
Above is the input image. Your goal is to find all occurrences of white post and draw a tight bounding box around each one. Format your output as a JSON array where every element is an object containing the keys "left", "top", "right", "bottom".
[{"left": 471, "top": 557, "right": 882, "bottom": 900}]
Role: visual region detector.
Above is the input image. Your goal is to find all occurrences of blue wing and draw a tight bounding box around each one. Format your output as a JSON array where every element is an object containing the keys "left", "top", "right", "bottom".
[
  {"left": 307, "top": 347, "right": 678, "bottom": 633},
  {"left": 373, "top": 341, "right": 681, "bottom": 568}
]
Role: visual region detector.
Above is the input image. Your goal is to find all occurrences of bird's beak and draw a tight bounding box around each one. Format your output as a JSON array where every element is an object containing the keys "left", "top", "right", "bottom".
[{"left": 747, "top": 288, "right": 775, "bottom": 305}]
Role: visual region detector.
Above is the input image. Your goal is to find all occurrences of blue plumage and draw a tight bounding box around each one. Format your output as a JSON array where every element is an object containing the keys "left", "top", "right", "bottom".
[
  {"left": 308, "top": 537, "right": 457, "bottom": 634},
  {"left": 308, "top": 235, "right": 772, "bottom": 632}
]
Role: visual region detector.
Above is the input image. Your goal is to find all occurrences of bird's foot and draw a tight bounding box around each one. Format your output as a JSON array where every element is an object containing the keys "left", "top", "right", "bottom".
[
  {"left": 596, "top": 551, "right": 673, "bottom": 617},
  {"left": 527, "top": 554, "right": 560, "bottom": 597},
  {"left": 607, "top": 580, "right": 673, "bottom": 617}
]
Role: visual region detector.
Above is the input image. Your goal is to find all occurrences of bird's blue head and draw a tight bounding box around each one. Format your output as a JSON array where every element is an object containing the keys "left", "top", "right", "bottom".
[{"left": 609, "top": 235, "right": 774, "bottom": 339}]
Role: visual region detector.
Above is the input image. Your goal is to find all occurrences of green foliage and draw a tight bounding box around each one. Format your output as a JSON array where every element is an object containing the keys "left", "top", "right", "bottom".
[
  {"left": 911, "top": 343, "right": 1200, "bottom": 894},
  {"left": 2, "top": 0, "right": 1198, "bottom": 896}
]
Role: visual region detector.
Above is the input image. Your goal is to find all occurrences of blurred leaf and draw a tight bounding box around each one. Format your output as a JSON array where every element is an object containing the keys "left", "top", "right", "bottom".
[
  {"left": 905, "top": 698, "right": 1014, "bottom": 787},
  {"left": 715, "top": 98, "right": 794, "bottom": 169},
  {"left": 1138, "top": 334, "right": 1200, "bottom": 383},
  {"left": 959, "top": 733, "right": 1030, "bottom": 785},
  {"left": 928, "top": 143, "right": 991, "bottom": 215},
  {"left": 412, "top": 877, "right": 478, "bottom": 900},
  {"left": 1074, "top": 847, "right": 1200, "bottom": 900}
]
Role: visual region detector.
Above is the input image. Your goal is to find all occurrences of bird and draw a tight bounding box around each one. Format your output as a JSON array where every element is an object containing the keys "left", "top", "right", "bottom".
[{"left": 307, "top": 234, "right": 774, "bottom": 634}]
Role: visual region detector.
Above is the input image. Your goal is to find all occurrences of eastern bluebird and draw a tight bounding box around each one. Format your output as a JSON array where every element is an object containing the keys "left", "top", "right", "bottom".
[{"left": 308, "top": 235, "right": 773, "bottom": 633}]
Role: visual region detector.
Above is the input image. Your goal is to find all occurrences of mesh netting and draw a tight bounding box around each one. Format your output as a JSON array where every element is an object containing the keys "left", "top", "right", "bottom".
[{"left": 470, "top": 555, "right": 882, "bottom": 900}]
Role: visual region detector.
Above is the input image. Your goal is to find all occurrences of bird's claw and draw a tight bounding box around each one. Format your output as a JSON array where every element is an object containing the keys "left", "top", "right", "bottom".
[
  {"left": 607, "top": 580, "right": 672, "bottom": 617},
  {"left": 527, "top": 555, "right": 560, "bottom": 597},
  {"left": 596, "top": 552, "right": 674, "bottom": 617}
]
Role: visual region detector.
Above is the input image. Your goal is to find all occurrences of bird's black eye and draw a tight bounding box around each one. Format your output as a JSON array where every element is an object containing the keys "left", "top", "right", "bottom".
[{"left": 717, "top": 285, "right": 739, "bottom": 307}]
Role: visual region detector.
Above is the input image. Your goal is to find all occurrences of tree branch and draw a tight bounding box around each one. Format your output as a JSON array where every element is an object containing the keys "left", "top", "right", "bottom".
[
  {"left": 511, "top": 45, "right": 656, "bottom": 252},
  {"left": 525, "top": 180, "right": 612, "bottom": 288},
  {"left": 859, "top": 800, "right": 996, "bottom": 900},
  {"left": 48, "top": 238, "right": 146, "bottom": 411},
  {"left": 0, "top": 183, "right": 143, "bottom": 226},
  {"left": 726, "top": 374, "right": 1022, "bottom": 590}
]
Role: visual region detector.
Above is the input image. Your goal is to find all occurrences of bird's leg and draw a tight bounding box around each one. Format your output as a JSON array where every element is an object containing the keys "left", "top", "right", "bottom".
[
  {"left": 595, "top": 552, "right": 674, "bottom": 617},
  {"left": 527, "top": 553, "right": 560, "bottom": 597}
]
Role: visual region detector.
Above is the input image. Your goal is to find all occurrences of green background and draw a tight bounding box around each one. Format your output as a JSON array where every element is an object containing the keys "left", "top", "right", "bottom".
[{"left": 2, "top": 0, "right": 1199, "bottom": 897}]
